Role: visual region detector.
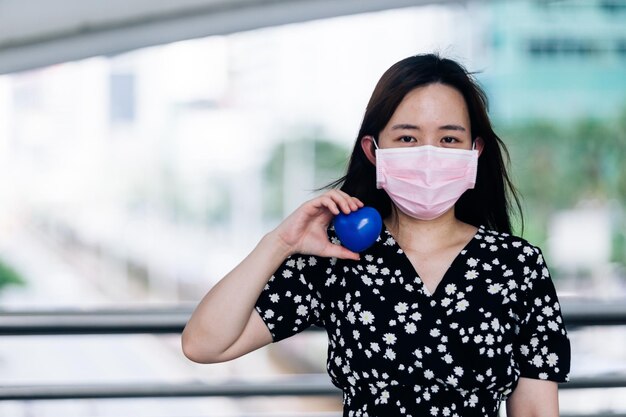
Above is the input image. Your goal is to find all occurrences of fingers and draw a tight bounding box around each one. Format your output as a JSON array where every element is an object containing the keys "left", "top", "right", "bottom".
[
  {"left": 324, "top": 242, "right": 360, "bottom": 261},
  {"left": 315, "top": 190, "right": 364, "bottom": 216}
]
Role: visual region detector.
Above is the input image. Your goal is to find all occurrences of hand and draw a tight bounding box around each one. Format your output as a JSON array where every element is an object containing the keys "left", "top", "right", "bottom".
[{"left": 271, "top": 190, "right": 364, "bottom": 260}]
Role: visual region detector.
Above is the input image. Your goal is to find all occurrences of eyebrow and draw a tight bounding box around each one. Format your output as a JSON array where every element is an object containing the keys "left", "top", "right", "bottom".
[{"left": 391, "top": 123, "right": 467, "bottom": 132}]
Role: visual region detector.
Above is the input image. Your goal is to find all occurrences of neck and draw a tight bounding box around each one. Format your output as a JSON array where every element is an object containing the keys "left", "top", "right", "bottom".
[{"left": 386, "top": 208, "right": 465, "bottom": 252}]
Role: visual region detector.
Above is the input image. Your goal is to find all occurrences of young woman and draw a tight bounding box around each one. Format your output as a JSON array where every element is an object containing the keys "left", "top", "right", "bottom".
[{"left": 182, "top": 54, "right": 571, "bottom": 417}]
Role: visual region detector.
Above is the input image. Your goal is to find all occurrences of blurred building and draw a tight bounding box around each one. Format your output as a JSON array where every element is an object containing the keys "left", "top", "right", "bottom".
[{"left": 480, "top": 0, "right": 626, "bottom": 121}]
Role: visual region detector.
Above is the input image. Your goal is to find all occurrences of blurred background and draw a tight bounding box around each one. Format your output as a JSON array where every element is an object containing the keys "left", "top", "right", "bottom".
[{"left": 0, "top": 0, "right": 625, "bottom": 416}]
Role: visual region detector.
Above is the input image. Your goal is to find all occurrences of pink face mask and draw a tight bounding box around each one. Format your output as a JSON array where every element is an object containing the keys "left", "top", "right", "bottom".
[{"left": 374, "top": 141, "right": 478, "bottom": 220}]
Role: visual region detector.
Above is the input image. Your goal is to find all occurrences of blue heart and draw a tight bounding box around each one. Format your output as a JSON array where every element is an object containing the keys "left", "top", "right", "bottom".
[{"left": 333, "top": 207, "right": 383, "bottom": 253}]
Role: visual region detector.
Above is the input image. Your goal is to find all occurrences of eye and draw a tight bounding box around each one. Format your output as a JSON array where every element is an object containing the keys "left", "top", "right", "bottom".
[
  {"left": 441, "top": 136, "right": 460, "bottom": 144},
  {"left": 399, "top": 136, "right": 417, "bottom": 143}
]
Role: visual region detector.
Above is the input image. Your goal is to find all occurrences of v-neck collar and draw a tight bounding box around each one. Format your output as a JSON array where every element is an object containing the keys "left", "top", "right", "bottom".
[{"left": 381, "top": 223, "right": 483, "bottom": 298}]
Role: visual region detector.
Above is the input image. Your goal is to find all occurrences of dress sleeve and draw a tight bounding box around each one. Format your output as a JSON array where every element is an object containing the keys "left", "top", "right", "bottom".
[
  {"left": 516, "top": 245, "right": 571, "bottom": 382},
  {"left": 254, "top": 253, "right": 327, "bottom": 342}
]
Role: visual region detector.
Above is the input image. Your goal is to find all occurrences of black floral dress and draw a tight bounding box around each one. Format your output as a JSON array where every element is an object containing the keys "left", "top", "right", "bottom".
[{"left": 255, "top": 225, "right": 571, "bottom": 417}]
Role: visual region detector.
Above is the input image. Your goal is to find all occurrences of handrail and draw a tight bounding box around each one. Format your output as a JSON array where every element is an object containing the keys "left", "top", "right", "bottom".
[
  {"left": 1, "top": 374, "right": 625, "bottom": 401},
  {"left": 0, "top": 298, "right": 624, "bottom": 335},
  {"left": 0, "top": 374, "right": 626, "bottom": 401},
  {"left": 1, "top": 298, "right": 625, "bottom": 405}
]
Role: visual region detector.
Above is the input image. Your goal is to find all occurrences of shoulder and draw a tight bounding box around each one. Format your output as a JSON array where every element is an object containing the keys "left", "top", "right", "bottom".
[{"left": 476, "top": 225, "right": 545, "bottom": 263}]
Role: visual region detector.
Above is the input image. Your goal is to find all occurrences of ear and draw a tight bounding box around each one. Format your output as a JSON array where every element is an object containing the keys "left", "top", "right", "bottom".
[
  {"left": 361, "top": 136, "right": 377, "bottom": 165},
  {"left": 474, "top": 137, "right": 485, "bottom": 157}
]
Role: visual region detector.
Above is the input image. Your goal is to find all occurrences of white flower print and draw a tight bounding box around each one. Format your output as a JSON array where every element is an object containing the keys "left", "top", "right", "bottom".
[
  {"left": 371, "top": 342, "right": 381, "bottom": 352},
  {"left": 430, "top": 328, "right": 441, "bottom": 337},
  {"left": 430, "top": 406, "right": 439, "bottom": 416},
  {"left": 383, "top": 333, "right": 397, "bottom": 345},
  {"left": 491, "top": 318, "right": 500, "bottom": 331},
  {"left": 454, "top": 366, "right": 464, "bottom": 376},
  {"left": 395, "top": 302, "right": 409, "bottom": 314},
  {"left": 359, "top": 311, "right": 374, "bottom": 325},
  {"left": 296, "top": 257, "right": 306, "bottom": 270},
  {"left": 353, "top": 330, "right": 360, "bottom": 340},
  {"left": 546, "top": 353, "right": 558, "bottom": 367},
  {"left": 455, "top": 300, "right": 469, "bottom": 312},
  {"left": 384, "top": 348, "right": 396, "bottom": 360},
  {"left": 445, "top": 284, "right": 457, "bottom": 295},
  {"left": 464, "top": 270, "right": 478, "bottom": 280},
  {"left": 367, "top": 264, "right": 379, "bottom": 274},
  {"left": 296, "top": 305, "right": 308, "bottom": 316},
  {"left": 347, "top": 311, "right": 356, "bottom": 324},
  {"left": 405, "top": 322, "right": 417, "bottom": 334},
  {"left": 532, "top": 354, "right": 544, "bottom": 367},
  {"left": 380, "top": 390, "right": 390, "bottom": 404},
  {"left": 542, "top": 306, "right": 554, "bottom": 316},
  {"left": 467, "top": 258, "right": 478, "bottom": 267},
  {"left": 269, "top": 293, "right": 280, "bottom": 303},
  {"left": 548, "top": 321, "right": 560, "bottom": 331},
  {"left": 487, "top": 283, "right": 502, "bottom": 294},
  {"left": 446, "top": 375, "right": 458, "bottom": 387},
  {"left": 282, "top": 269, "right": 293, "bottom": 278},
  {"left": 530, "top": 337, "right": 539, "bottom": 348},
  {"left": 362, "top": 276, "right": 373, "bottom": 286},
  {"left": 424, "top": 369, "right": 434, "bottom": 379},
  {"left": 325, "top": 275, "right": 336, "bottom": 286},
  {"left": 539, "top": 372, "right": 549, "bottom": 380},
  {"left": 264, "top": 309, "right": 274, "bottom": 319},
  {"left": 381, "top": 267, "right": 390, "bottom": 275}
]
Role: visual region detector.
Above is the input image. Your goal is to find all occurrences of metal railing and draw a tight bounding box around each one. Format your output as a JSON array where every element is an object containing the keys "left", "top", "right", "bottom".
[{"left": 1, "top": 298, "right": 625, "bottom": 402}]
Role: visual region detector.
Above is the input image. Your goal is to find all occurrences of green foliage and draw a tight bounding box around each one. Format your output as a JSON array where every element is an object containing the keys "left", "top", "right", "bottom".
[
  {"left": 496, "top": 107, "right": 626, "bottom": 262},
  {"left": 0, "top": 258, "right": 25, "bottom": 290}
]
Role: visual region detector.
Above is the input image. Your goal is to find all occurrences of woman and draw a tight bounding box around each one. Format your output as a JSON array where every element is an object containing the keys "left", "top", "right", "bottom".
[{"left": 182, "top": 54, "right": 571, "bottom": 417}]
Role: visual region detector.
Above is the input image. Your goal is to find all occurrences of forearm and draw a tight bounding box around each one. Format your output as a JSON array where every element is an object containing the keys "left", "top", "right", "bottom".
[
  {"left": 182, "top": 231, "right": 291, "bottom": 361},
  {"left": 506, "top": 378, "right": 559, "bottom": 417}
]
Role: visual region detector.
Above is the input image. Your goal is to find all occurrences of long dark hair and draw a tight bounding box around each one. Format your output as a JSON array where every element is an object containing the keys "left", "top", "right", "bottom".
[{"left": 328, "top": 53, "right": 522, "bottom": 234}]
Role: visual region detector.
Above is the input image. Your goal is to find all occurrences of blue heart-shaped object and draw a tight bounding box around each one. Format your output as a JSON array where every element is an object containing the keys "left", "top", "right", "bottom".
[{"left": 333, "top": 207, "right": 382, "bottom": 253}]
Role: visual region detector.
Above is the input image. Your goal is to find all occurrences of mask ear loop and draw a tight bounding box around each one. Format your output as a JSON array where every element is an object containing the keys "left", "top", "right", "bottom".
[
  {"left": 471, "top": 139, "right": 476, "bottom": 151},
  {"left": 371, "top": 137, "right": 380, "bottom": 150}
]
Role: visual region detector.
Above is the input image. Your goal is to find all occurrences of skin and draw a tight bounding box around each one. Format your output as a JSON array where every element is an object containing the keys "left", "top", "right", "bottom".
[{"left": 181, "top": 82, "right": 560, "bottom": 417}]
